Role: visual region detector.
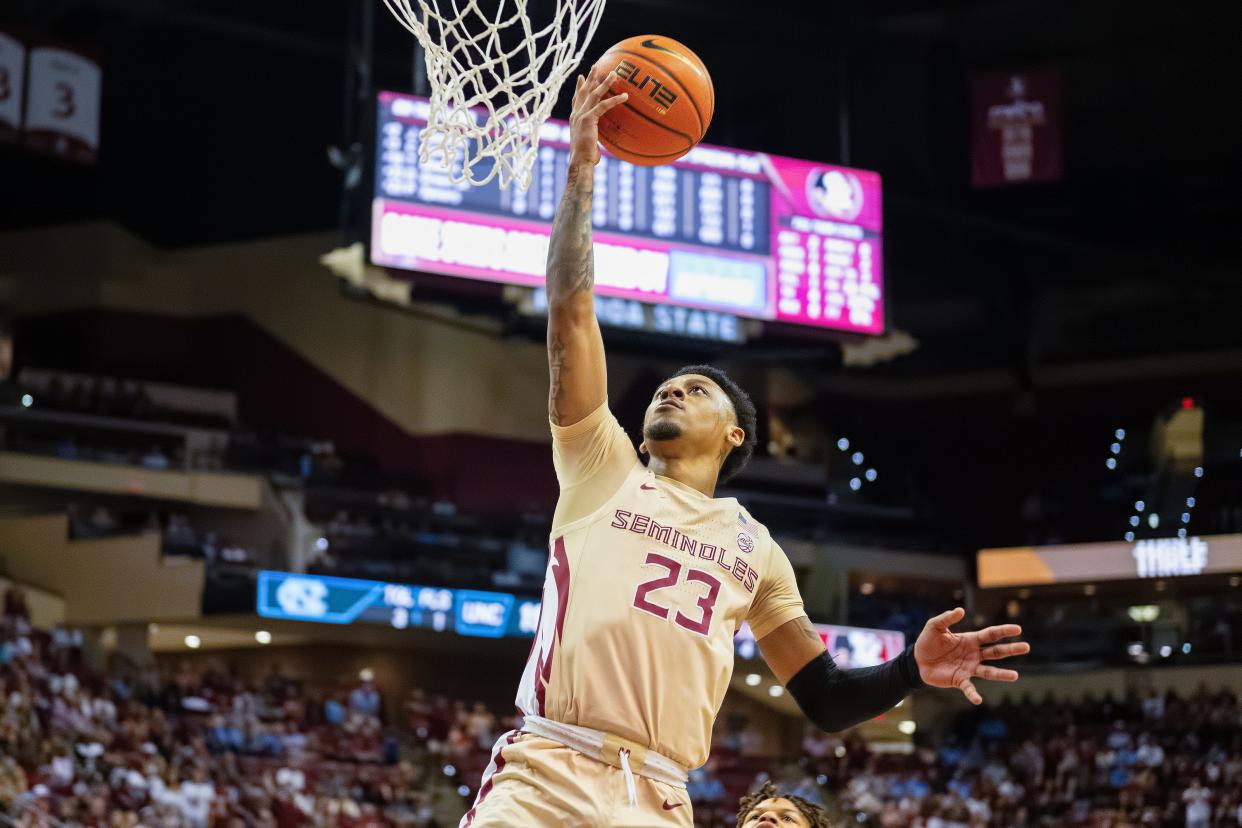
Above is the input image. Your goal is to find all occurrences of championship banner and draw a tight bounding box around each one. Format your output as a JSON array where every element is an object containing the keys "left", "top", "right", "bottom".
[
  {"left": 24, "top": 46, "right": 101, "bottom": 163},
  {"left": 971, "top": 66, "right": 1061, "bottom": 188},
  {"left": 978, "top": 534, "right": 1242, "bottom": 588},
  {"left": 0, "top": 31, "right": 25, "bottom": 145}
]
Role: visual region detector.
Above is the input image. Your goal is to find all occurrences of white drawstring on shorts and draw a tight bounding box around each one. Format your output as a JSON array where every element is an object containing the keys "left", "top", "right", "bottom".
[{"left": 618, "top": 748, "right": 638, "bottom": 806}]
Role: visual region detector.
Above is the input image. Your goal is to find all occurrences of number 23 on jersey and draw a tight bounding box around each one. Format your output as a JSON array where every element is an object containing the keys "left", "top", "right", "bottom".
[{"left": 631, "top": 551, "right": 722, "bottom": 636}]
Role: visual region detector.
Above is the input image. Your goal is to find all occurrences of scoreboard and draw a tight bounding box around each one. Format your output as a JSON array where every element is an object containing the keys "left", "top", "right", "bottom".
[
  {"left": 257, "top": 570, "right": 541, "bottom": 639},
  {"left": 371, "top": 92, "right": 885, "bottom": 335},
  {"left": 257, "top": 571, "right": 905, "bottom": 659}
]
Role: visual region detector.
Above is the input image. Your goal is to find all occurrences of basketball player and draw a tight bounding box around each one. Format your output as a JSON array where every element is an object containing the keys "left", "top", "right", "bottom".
[
  {"left": 736, "top": 781, "right": 831, "bottom": 828},
  {"left": 459, "top": 67, "right": 1030, "bottom": 828}
]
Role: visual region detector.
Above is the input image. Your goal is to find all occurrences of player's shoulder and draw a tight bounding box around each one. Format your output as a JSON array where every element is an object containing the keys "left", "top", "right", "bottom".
[{"left": 734, "top": 507, "right": 776, "bottom": 553}]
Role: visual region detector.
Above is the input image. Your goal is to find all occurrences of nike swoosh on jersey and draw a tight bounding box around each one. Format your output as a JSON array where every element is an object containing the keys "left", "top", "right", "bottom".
[
  {"left": 661, "top": 800, "right": 684, "bottom": 810},
  {"left": 641, "top": 38, "right": 677, "bottom": 54},
  {"left": 640, "top": 484, "right": 657, "bottom": 491}
]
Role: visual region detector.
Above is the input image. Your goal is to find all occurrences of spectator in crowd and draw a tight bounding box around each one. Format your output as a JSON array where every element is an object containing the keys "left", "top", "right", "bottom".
[{"left": 349, "top": 674, "right": 382, "bottom": 720}]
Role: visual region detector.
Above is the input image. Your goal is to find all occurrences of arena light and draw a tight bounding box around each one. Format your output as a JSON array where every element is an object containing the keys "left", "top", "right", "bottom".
[
  {"left": 359, "top": 668, "right": 375, "bottom": 682},
  {"left": 1159, "top": 645, "right": 1172, "bottom": 658},
  {"left": 1194, "top": 466, "right": 1204, "bottom": 478},
  {"left": 255, "top": 630, "right": 272, "bottom": 645},
  {"left": 1177, "top": 528, "right": 1187, "bottom": 539},
  {"left": 1182, "top": 643, "right": 1192, "bottom": 654},
  {"left": 1124, "top": 531, "right": 1135, "bottom": 542},
  {"left": 1126, "top": 642, "right": 1144, "bottom": 657},
  {"left": 851, "top": 452, "right": 864, "bottom": 466},
  {"left": 1106, "top": 458, "right": 1117, "bottom": 470},
  {"left": 1148, "top": 514, "right": 1159, "bottom": 529},
  {"left": 859, "top": 582, "right": 875, "bottom": 595},
  {"left": 1115, "top": 428, "right": 1126, "bottom": 441},
  {"left": 745, "top": 673, "right": 761, "bottom": 687},
  {"left": 1181, "top": 513, "right": 1191, "bottom": 524},
  {"left": 1127, "top": 605, "right": 1159, "bottom": 623},
  {"left": 834, "top": 745, "right": 847, "bottom": 758},
  {"left": 1110, "top": 442, "right": 1122, "bottom": 455},
  {"left": 19, "top": 394, "right": 33, "bottom": 408},
  {"left": 457, "top": 785, "right": 470, "bottom": 797},
  {"left": 865, "top": 468, "right": 878, "bottom": 482},
  {"left": 837, "top": 437, "right": 850, "bottom": 451},
  {"left": 443, "top": 765, "right": 456, "bottom": 777},
  {"left": 1129, "top": 516, "right": 1140, "bottom": 527},
  {"left": 1135, "top": 500, "right": 1145, "bottom": 512},
  {"left": 315, "top": 537, "right": 330, "bottom": 552},
  {"left": 768, "top": 685, "right": 785, "bottom": 698},
  {"left": 849, "top": 477, "right": 862, "bottom": 491},
  {"left": 897, "top": 721, "right": 917, "bottom": 735},
  {"left": 184, "top": 635, "right": 201, "bottom": 649},
  {"left": 1186, "top": 497, "right": 1196, "bottom": 508}
]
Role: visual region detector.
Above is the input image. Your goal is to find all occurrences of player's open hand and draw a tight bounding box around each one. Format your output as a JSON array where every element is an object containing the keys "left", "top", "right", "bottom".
[
  {"left": 569, "top": 65, "right": 628, "bottom": 167},
  {"left": 913, "top": 607, "right": 1030, "bottom": 705}
]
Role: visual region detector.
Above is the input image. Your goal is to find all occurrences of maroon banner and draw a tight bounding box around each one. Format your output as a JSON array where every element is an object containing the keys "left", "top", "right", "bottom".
[{"left": 971, "top": 67, "right": 1061, "bottom": 188}]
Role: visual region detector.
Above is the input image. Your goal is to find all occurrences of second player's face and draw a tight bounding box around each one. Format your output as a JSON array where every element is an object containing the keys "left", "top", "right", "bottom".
[
  {"left": 642, "top": 374, "right": 736, "bottom": 459},
  {"left": 741, "top": 798, "right": 811, "bottom": 828}
]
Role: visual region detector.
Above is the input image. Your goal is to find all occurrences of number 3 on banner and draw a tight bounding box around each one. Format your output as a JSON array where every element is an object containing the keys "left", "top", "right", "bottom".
[{"left": 632, "top": 552, "right": 721, "bottom": 635}]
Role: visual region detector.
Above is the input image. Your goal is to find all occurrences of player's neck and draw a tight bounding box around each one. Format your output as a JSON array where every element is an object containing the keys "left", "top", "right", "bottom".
[{"left": 647, "top": 455, "right": 720, "bottom": 498}]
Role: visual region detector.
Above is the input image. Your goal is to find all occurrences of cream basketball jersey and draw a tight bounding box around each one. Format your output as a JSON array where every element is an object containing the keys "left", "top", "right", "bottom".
[{"left": 515, "top": 403, "right": 806, "bottom": 769}]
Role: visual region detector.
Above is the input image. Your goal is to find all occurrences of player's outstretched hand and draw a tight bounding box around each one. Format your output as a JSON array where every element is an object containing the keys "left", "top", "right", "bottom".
[
  {"left": 913, "top": 607, "right": 1030, "bottom": 705},
  {"left": 569, "top": 65, "right": 628, "bottom": 168}
]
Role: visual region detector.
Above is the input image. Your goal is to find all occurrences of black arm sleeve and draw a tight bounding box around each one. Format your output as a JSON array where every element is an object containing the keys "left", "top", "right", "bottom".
[{"left": 784, "top": 645, "right": 925, "bottom": 733}]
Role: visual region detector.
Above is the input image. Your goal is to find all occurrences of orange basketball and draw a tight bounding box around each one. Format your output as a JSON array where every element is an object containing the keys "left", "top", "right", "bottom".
[{"left": 594, "top": 35, "right": 714, "bottom": 166}]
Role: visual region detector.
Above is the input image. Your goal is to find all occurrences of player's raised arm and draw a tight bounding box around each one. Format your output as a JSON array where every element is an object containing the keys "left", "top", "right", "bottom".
[{"left": 546, "top": 67, "right": 628, "bottom": 427}]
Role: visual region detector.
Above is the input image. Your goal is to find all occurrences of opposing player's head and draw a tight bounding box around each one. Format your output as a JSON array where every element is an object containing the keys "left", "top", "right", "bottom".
[
  {"left": 737, "top": 781, "right": 831, "bottom": 828},
  {"left": 640, "top": 364, "right": 756, "bottom": 485}
]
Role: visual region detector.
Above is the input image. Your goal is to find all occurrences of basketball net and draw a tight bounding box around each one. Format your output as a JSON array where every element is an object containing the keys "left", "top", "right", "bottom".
[{"left": 381, "top": 0, "right": 607, "bottom": 190}]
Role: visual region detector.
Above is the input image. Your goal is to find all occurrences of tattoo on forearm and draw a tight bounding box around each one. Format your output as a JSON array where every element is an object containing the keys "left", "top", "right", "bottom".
[
  {"left": 548, "top": 334, "right": 568, "bottom": 425},
  {"left": 546, "top": 166, "right": 595, "bottom": 304}
]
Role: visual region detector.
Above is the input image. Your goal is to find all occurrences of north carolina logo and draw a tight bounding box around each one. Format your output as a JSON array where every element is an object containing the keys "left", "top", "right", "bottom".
[
  {"left": 276, "top": 577, "right": 328, "bottom": 617},
  {"left": 737, "top": 533, "right": 754, "bottom": 554}
]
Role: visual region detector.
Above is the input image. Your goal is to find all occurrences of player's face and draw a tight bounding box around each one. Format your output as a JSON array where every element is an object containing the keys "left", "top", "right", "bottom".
[
  {"left": 641, "top": 374, "right": 741, "bottom": 463},
  {"left": 741, "top": 798, "right": 811, "bottom": 828}
]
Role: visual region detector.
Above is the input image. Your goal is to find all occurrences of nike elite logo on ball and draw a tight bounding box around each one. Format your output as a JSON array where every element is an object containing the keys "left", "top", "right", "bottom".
[
  {"left": 661, "top": 800, "right": 684, "bottom": 810},
  {"left": 641, "top": 38, "right": 676, "bottom": 54}
]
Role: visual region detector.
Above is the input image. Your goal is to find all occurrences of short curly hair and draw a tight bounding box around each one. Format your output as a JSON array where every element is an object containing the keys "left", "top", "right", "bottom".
[
  {"left": 669, "top": 364, "right": 757, "bottom": 484},
  {"left": 736, "top": 780, "right": 833, "bottom": 828}
]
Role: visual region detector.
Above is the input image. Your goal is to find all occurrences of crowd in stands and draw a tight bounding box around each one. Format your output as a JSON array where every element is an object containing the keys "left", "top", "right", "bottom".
[
  {"left": 5, "top": 580, "right": 1242, "bottom": 827},
  {"left": 818, "top": 688, "right": 1242, "bottom": 827},
  {"left": 305, "top": 491, "right": 548, "bottom": 593},
  {"left": 1, "top": 585, "right": 448, "bottom": 828},
  {"left": 64, "top": 504, "right": 255, "bottom": 568}
]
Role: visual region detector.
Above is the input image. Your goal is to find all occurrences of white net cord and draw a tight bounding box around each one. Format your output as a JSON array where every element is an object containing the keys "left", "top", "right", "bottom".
[{"left": 381, "top": 0, "right": 607, "bottom": 190}]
